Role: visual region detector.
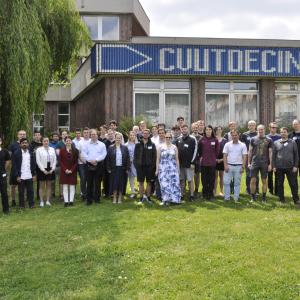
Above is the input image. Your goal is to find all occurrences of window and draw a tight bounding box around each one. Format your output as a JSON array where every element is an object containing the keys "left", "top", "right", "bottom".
[
  {"left": 134, "top": 80, "right": 190, "bottom": 128},
  {"left": 33, "top": 114, "right": 44, "bottom": 135},
  {"left": 275, "top": 82, "right": 300, "bottom": 126},
  {"left": 58, "top": 103, "right": 70, "bottom": 130},
  {"left": 205, "top": 81, "right": 259, "bottom": 127},
  {"left": 82, "top": 16, "right": 119, "bottom": 40}
]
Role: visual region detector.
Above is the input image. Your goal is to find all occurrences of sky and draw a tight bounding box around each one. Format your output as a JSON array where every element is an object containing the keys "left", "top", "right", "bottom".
[{"left": 139, "top": 0, "right": 300, "bottom": 40}]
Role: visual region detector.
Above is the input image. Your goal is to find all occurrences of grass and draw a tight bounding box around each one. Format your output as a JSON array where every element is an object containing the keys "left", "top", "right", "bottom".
[{"left": 0, "top": 176, "right": 299, "bottom": 300}]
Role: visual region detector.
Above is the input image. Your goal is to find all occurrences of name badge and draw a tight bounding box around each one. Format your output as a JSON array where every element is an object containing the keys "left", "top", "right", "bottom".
[
  {"left": 148, "top": 146, "right": 152, "bottom": 150},
  {"left": 184, "top": 144, "right": 189, "bottom": 148},
  {"left": 211, "top": 142, "right": 215, "bottom": 146},
  {"left": 284, "top": 142, "right": 288, "bottom": 147}
]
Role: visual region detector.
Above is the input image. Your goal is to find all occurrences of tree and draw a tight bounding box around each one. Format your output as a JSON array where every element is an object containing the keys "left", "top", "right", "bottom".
[{"left": 0, "top": 0, "right": 90, "bottom": 143}]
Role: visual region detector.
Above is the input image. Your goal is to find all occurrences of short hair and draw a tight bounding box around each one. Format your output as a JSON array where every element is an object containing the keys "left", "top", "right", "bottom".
[
  {"left": 151, "top": 125, "right": 158, "bottom": 130},
  {"left": 19, "top": 138, "right": 28, "bottom": 144},
  {"left": 177, "top": 116, "right": 184, "bottom": 121},
  {"left": 269, "top": 122, "right": 277, "bottom": 127},
  {"left": 34, "top": 130, "right": 41, "bottom": 135},
  {"left": 109, "top": 120, "right": 117, "bottom": 126},
  {"left": 158, "top": 128, "right": 166, "bottom": 134},
  {"left": 75, "top": 128, "right": 81, "bottom": 132},
  {"left": 100, "top": 125, "right": 108, "bottom": 130},
  {"left": 172, "top": 125, "right": 181, "bottom": 131},
  {"left": 52, "top": 132, "right": 59, "bottom": 137},
  {"left": 280, "top": 127, "right": 289, "bottom": 132},
  {"left": 143, "top": 128, "right": 150, "bottom": 133},
  {"left": 158, "top": 123, "right": 166, "bottom": 129},
  {"left": 83, "top": 127, "right": 90, "bottom": 131},
  {"left": 115, "top": 132, "right": 123, "bottom": 138},
  {"left": 230, "top": 129, "right": 240, "bottom": 135},
  {"left": 181, "top": 124, "right": 189, "bottom": 129},
  {"left": 257, "top": 124, "right": 265, "bottom": 130},
  {"left": 248, "top": 120, "right": 256, "bottom": 126}
]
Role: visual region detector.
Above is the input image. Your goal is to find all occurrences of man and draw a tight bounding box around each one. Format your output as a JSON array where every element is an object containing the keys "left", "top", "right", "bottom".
[
  {"left": 273, "top": 127, "right": 299, "bottom": 206},
  {"left": 150, "top": 125, "right": 159, "bottom": 146},
  {"left": 176, "top": 125, "right": 197, "bottom": 201},
  {"left": 289, "top": 119, "right": 300, "bottom": 177},
  {"left": 99, "top": 125, "right": 108, "bottom": 142},
  {"left": 177, "top": 116, "right": 185, "bottom": 128},
  {"left": 109, "top": 120, "right": 124, "bottom": 144},
  {"left": 133, "top": 129, "right": 156, "bottom": 204},
  {"left": 0, "top": 137, "right": 10, "bottom": 214},
  {"left": 8, "top": 130, "right": 26, "bottom": 207},
  {"left": 191, "top": 122, "right": 202, "bottom": 195},
  {"left": 49, "top": 132, "right": 60, "bottom": 149},
  {"left": 72, "top": 128, "right": 83, "bottom": 149},
  {"left": 266, "top": 122, "right": 281, "bottom": 195},
  {"left": 30, "top": 131, "right": 42, "bottom": 203},
  {"left": 240, "top": 120, "right": 258, "bottom": 194},
  {"left": 171, "top": 125, "right": 181, "bottom": 145},
  {"left": 223, "top": 130, "right": 247, "bottom": 202},
  {"left": 11, "top": 138, "right": 36, "bottom": 209},
  {"left": 248, "top": 125, "right": 273, "bottom": 203},
  {"left": 197, "top": 120, "right": 205, "bottom": 136},
  {"left": 81, "top": 129, "right": 107, "bottom": 205},
  {"left": 224, "top": 121, "right": 237, "bottom": 142}
]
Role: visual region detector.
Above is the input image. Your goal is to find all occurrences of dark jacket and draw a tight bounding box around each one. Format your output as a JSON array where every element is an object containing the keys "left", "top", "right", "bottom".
[
  {"left": 176, "top": 135, "right": 197, "bottom": 168},
  {"left": 107, "top": 144, "right": 130, "bottom": 172},
  {"left": 11, "top": 149, "right": 36, "bottom": 179},
  {"left": 133, "top": 139, "right": 156, "bottom": 169},
  {"left": 198, "top": 136, "right": 220, "bottom": 167},
  {"left": 273, "top": 139, "right": 299, "bottom": 169},
  {"left": 240, "top": 131, "right": 257, "bottom": 150}
]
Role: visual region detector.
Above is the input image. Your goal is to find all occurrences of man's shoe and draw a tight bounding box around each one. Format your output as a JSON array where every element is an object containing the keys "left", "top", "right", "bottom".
[
  {"left": 11, "top": 200, "right": 16, "bottom": 207},
  {"left": 40, "top": 201, "right": 44, "bottom": 207},
  {"left": 64, "top": 203, "right": 69, "bottom": 207},
  {"left": 189, "top": 196, "right": 194, "bottom": 202},
  {"left": 69, "top": 202, "right": 74, "bottom": 206}
]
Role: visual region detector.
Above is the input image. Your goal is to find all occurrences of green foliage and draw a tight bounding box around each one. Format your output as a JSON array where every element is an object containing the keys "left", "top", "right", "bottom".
[
  {"left": 0, "top": 0, "right": 90, "bottom": 143},
  {"left": 118, "top": 115, "right": 152, "bottom": 137}
]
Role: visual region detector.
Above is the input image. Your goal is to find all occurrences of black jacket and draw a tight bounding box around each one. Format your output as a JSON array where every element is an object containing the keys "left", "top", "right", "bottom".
[
  {"left": 176, "top": 135, "right": 197, "bottom": 168},
  {"left": 106, "top": 144, "right": 130, "bottom": 172},
  {"left": 133, "top": 139, "right": 156, "bottom": 169},
  {"left": 11, "top": 149, "right": 36, "bottom": 179}
]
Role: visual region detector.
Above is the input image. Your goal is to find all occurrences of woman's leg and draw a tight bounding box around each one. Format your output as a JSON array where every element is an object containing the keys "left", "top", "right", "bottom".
[
  {"left": 46, "top": 181, "right": 52, "bottom": 204},
  {"left": 219, "top": 171, "right": 224, "bottom": 195},
  {"left": 69, "top": 185, "right": 75, "bottom": 203}
]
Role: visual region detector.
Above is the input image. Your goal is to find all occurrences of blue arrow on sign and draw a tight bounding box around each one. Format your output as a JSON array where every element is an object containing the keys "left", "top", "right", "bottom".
[{"left": 96, "top": 44, "right": 152, "bottom": 73}]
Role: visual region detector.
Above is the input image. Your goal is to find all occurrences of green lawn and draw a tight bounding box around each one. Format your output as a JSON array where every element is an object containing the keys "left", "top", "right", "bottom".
[{"left": 0, "top": 178, "right": 299, "bottom": 300}]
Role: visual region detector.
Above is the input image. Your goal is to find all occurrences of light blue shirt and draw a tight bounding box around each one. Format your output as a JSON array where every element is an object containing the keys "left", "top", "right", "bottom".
[
  {"left": 116, "top": 148, "right": 122, "bottom": 166},
  {"left": 82, "top": 140, "right": 107, "bottom": 163}
]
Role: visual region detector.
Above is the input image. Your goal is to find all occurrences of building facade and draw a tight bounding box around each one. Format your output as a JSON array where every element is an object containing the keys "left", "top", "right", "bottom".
[{"left": 39, "top": 0, "right": 300, "bottom": 133}]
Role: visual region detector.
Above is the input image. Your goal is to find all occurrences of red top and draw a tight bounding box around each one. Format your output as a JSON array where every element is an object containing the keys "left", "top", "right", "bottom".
[{"left": 59, "top": 147, "right": 78, "bottom": 185}]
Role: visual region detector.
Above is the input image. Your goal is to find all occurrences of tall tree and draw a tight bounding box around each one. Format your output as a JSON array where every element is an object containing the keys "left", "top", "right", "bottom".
[{"left": 0, "top": 0, "right": 90, "bottom": 142}]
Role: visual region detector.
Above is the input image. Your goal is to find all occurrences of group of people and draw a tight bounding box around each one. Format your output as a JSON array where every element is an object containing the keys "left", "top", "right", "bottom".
[{"left": 1, "top": 117, "right": 300, "bottom": 214}]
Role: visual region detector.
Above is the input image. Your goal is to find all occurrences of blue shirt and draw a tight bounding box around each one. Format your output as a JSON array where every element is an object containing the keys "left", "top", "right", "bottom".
[{"left": 82, "top": 140, "right": 107, "bottom": 162}]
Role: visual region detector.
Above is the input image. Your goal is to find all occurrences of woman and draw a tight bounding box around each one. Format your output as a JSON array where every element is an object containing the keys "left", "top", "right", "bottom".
[
  {"left": 156, "top": 131, "right": 181, "bottom": 205},
  {"left": 125, "top": 131, "right": 137, "bottom": 198},
  {"left": 214, "top": 126, "right": 227, "bottom": 197},
  {"left": 36, "top": 137, "right": 57, "bottom": 207},
  {"left": 60, "top": 137, "right": 78, "bottom": 207},
  {"left": 198, "top": 126, "right": 220, "bottom": 200},
  {"left": 106, "top": 133, "right": 130, "bottom": 203}
]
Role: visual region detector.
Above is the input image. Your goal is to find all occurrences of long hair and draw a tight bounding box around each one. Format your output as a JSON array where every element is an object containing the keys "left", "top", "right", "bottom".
[{"left": 204, "top": 125, "right": 216, "bottom": 138}]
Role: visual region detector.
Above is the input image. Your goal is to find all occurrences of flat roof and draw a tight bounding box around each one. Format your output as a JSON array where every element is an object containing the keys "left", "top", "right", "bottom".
[
  {"left": 131, "top": 36, "right": 300, "bottom": 48},
  {"left": 76, "top": 0, "right": 150, "bottom": 35}
]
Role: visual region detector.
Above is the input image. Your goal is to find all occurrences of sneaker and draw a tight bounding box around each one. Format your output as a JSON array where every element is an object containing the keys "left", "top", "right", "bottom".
[
  {"left": 40, "top": 201, "right": 44, "bottom": 207},
  {"left": 234, "top": 198, "right": 239, "bottom": 203},
  {"left": 146, "top": 197, "right": 153, "bottom": 204},
  {"left": 224, "top": 198, "right": 230, "bottom": 202},
  {"left": 130, "top": 193, "right": 136, "bottom": 199},
  {"left": 46, "top": 201, "right": 51, "bottom": 207}
]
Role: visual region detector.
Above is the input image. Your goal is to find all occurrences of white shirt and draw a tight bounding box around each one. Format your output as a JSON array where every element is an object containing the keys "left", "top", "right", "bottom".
[
  {"left": 116, "top": 147, "right": 122, "bottom": 166},
  {"left": 21, "top": 150, "right": 32, "bottom": 180},
  {"left": 72, "top": 137, "right": 83, "bottom": 150},
  {"left": 151, "top": 135, "right": 160, "bottom": 147},
  {"left": 78, "top": 138, "right": 91, "bottom": 164},
  {"left": 223, "top": 141, "right": 247, "bottom": 165}
]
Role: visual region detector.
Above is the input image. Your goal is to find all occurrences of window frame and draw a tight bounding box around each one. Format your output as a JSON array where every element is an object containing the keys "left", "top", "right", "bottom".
[
  {"left": 133, "top": 80, "right": 191, "bottom": 127},
  {"left": 58, "top": 103, "right": 70, "bottom": 131},
  {"left": 205, "top": 80, "right": 259, "bottom": 126}
]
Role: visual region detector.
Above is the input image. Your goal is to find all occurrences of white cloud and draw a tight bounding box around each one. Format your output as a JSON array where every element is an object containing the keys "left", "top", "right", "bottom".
[{"left": 139, "top": 0, "right": 300, "bottom": 39}]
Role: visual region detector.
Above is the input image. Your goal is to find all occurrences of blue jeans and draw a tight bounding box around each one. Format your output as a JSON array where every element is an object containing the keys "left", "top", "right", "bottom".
[
  {"left": 78, "top": 164, "right": 87, "bottom": 198},
  {"left": 224, "top": 165, "right": 242, "bottom": 200}
]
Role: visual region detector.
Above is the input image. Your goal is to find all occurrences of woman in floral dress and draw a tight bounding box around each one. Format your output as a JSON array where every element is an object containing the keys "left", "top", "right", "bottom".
[{"left": 156, "top": 131, "right": 181, "bottom": 205}]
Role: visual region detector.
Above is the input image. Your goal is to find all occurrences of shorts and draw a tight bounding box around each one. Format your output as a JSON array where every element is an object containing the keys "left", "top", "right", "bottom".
[
  {"left": 216, "top": 162, "right": 224, "bottom": 171},
  {"left": 9, "top": 173, "right": 18, "bottom": 186},
  {"left": 136, "top": 166, "right": 155, "bottom": 183},
  {"left": 180, "top": 167, "right": 194, "bottom": 182},
  {"left": 250, "top": 165, "right": 268, "bottom": 179}
]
